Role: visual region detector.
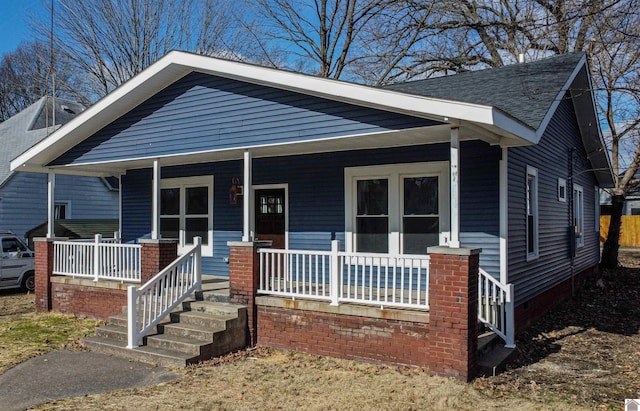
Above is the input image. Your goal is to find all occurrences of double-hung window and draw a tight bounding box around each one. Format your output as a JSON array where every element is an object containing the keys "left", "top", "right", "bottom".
[
  {"left": 346, "top": 162, "right": 449, "bottom": 255},
  {"left": 526, "top": 166, "right": 539, "bottom": 260},
  {"left": 160, "top": 176, "right": 214, "bottom": 256},
  {"left": 573, "top": 184, "right": 584, "bottom": 247}
]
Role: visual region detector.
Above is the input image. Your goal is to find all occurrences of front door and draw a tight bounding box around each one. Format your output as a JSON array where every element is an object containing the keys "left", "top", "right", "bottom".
[{"left": 255, "top": 189, "right": 286, "bottom": 249}]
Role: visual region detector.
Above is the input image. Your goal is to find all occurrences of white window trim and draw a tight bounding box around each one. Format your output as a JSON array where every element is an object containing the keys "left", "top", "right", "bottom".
[
  {"left": 55, "top": 201, "right": 71, "bottom": 219},
  {"left": 558, "top": 178, "right": 567, "bottom": 202},
  {"left": 344, "top": 162, "right": 450, "bottom": 254},
  {"left": 574, "top": 184, "right": 584, "bottom": 248},
  {"left": 526, "top": 166, "right": 539, "bottom": 261},
  {"left": 160, "top": 176, "right": 214, "bottom": 256}
]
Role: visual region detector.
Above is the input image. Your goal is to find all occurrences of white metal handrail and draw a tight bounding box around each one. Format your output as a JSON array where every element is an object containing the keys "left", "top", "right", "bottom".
[
  {"left": 127, "top": 237, "right": 202, "bottom": 349},
  {"left": 478, "top": 268, "right": 515, "bottom": 348},
  {"left": 53, "top": 234, "right": 141, "bottom": 282},
  {"left": 258, "top": 240, "right": 430, "bottom": 310}
]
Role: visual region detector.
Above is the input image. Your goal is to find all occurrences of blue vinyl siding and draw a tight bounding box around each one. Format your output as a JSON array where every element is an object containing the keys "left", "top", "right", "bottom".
[
  {"left": 121, "top": 142, "right": 501, "bottom": 277},
  {"left": 508, "top": 94, "right": 599, "bottom": 305},
  {"left": 0, "top": 172, "right": 119, "bottom": 240},
  {"left": 51, "top": 73, "right": 439, "bottom": 166}
]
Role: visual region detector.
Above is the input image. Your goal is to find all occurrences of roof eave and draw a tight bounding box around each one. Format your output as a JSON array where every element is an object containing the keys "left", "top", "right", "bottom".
[{"left": 10, "top": 51, "right": 537, "bottom": 173}]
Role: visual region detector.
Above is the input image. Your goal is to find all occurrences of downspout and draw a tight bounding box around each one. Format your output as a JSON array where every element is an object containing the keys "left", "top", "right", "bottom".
[
  {"left": 499, "top": 148, "right": 508, "bottom": 284},
  {"left": 47, "top": 171, "right": 56, "bottom": 238},
  {"left": 243, "top": 151, "right": 252, "bottom": 242}
]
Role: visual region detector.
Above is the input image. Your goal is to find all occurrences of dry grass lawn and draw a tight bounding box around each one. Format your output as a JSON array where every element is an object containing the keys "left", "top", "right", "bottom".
[{"left": 3, "top": 251, "right": 640, "bottom": 410}]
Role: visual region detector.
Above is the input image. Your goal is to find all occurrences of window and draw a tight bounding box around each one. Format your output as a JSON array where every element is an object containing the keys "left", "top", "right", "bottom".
[
  {"left": 526, "top": 166, "right": 539, "bottom": 260},
  {"left": 558, "top": 178, "right": 567, "bottom": 202},
  {"left": 160, "top": 176, "right": 214, "bottom": 256},
  {"left": 2, "top": 238, "right": 27, "bottom": 254},
  {"left": 54, "top": 202, "right": 70, "bottom": 219},
  {"left": 574, "top": 184, "right": 584, "bottom": 247},
  {"left": 345, "top": 162, "right": 450, "bottom": 255}
]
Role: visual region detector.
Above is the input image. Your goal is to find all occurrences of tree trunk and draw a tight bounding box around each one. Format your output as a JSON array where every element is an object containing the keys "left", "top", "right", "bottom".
[{"left": 601, "top": 194, "right": 625, "bottom": 268}]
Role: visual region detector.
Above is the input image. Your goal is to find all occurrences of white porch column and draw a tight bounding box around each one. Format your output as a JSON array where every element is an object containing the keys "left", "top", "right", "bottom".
[
  {"left": 499, "top": 147, "right": 508, "bottom": 284},
  {"left": 243, "top": 150, "right": 253, "bottom": 242},
  {"left": 449, "top": 128, "right": 460, "bottom": 248},
  {"left": 151, "top": 159, "right": 161, "bottom": 240},
  {"left": 47, "top": 171, "right": 56, "bottom": 238}
]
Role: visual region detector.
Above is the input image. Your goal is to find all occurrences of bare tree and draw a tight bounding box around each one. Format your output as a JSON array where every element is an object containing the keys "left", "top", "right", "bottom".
[
  {"left": 32, "top": 0, "right": 252, "bottom": 98},
  {"left": 0, "top": 40, "right": 89, "bottom": 121},
  {"left": 245, "top": 0, "right": 388, "bottom": 79}
]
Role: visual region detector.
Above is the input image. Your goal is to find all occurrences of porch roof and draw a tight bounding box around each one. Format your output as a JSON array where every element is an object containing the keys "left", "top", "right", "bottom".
[{"left": 11, "top": 51, "right": 536, "bottom": 177}]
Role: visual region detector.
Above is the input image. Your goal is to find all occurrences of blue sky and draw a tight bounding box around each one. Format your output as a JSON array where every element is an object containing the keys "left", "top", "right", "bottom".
[{"left": 0, "top": 0, "right": 44, "bottom": 58}]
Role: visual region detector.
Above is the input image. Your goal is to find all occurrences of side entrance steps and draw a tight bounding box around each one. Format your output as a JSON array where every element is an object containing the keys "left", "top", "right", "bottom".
[
  {"left": 477, "top": 331, "right": 517, "bottom": 377},
  {"left": 83, "top": 276, "right": 247, "bottom": 368}
]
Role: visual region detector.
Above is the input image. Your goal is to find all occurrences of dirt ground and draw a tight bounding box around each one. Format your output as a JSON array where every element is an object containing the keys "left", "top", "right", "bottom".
[{"left": 2, "top": 252, "right": 639, "bottom": 410}]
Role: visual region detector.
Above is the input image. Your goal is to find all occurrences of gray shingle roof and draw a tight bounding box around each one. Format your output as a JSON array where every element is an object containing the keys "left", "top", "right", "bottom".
[
  {"left": 0, "top": 97, "right": 85, "bottom": 186},
  {"left": 385, "top": 52, "right": 585, "bottom": 130}
]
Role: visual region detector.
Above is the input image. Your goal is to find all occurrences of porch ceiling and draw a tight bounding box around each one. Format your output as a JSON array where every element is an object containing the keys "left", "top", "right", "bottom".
[{"left": 16, "top": 123, "right": 525, "bottom": 177}]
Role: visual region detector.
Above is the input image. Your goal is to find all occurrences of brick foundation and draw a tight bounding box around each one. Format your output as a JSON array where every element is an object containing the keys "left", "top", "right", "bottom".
[
  {"left": 427, "top": 246, "right": 480, "bottom": 382},
  {"left": 515, "top": 265, "right": 596, "bottom": 332},
  {"left": 50, "top": 277, "right": 128, "bottom": 321},
  {"left": 256, "top": 298, "right": 430, "bottom": 367}
]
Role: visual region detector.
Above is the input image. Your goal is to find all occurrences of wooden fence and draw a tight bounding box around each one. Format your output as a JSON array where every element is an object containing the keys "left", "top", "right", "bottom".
[{"left": 600, "top": 215, "right": 640, "bottom": 247}]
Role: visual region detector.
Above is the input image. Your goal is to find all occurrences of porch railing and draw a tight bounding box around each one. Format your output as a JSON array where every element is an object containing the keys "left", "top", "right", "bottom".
[
  {"left": 127, "top": 237, "right": 202, "bottom": 349},
  {"left": 258, "top": 240, "right": 430, "bottom": 310},
  {"left": 478, "top": 268, "right": 515, "bottom": 348},
  {"left": 53, "top": 234, "right": 141, "bottom": 282}
]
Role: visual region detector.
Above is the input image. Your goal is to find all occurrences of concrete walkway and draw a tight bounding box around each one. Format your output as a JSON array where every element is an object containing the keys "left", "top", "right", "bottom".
[{"left": 0, "top": 350, "right": 180, "bottom": 411}]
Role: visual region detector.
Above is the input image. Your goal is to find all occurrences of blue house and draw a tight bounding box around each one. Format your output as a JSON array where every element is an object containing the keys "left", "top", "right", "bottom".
[
  {"left": 0, "top": 97, "right": 119, "bottom": 241},
  {"left": 14, "top": 52, "right": 612, "bottom": 374}
]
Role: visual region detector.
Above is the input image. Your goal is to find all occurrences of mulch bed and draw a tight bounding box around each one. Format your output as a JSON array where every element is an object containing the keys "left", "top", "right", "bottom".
[{"left": 476, "top": 251, "right": 640, "bottom": 409}]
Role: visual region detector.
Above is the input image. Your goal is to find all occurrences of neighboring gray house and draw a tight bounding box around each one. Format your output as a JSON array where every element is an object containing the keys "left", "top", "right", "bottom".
[{"left": 0, "top": 97, "right": 119, "bottom": 240}]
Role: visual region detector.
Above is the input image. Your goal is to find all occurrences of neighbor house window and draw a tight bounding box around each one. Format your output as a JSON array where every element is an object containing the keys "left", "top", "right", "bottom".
[
  {"left": 54, "top": 202, "right": 70, "bottom": 220},
  {"left": 574, "top": 184, "right": 584, "bottom": 247},
  {"left": 526, "top": 166, "right": 539, "bottom": 260},
  {"left": 345, "top": 162, "right": 450, "bottom": 255},
  {"left": 160, "top": 176, "right": 214, "bottom": 256}
]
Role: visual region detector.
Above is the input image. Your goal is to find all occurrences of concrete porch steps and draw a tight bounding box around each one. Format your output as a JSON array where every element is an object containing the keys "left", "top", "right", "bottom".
[
  {"left": 477, "top": 331, "right": 517, "bottom": 377},
  {"left": 82, "top": 279, "right": 246, "bottom": 368}
]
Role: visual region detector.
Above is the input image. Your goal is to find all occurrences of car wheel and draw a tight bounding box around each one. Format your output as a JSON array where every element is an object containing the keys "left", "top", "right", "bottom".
[{"left": 22, "top": 272, "right": 35, "bottom": 292}]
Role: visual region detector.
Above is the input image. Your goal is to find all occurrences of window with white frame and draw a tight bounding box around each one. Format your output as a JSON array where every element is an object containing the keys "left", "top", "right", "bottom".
[
  {"left": 526, "top": 166, "right": 539, "bottom": 260},
  {"left": 345, "top": 162, "right": 450, "bottom": 255},
  {"left": 54, "top": 202, "right": 70, "bottom": 220},
  {"left": 160, "top": 176, "right": 214, "bottom": 256},
  {"left": 574, "top": 184, "right": 584, "bottom": 247}
]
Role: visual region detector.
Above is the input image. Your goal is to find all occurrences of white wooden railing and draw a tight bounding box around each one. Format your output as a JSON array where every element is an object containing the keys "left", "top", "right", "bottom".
[
  {"left": 53, "top": 234, "right": 141, "bottom": 282},
  {"left": 127, "top": 237, "right": 202, "bottom": 349},
  {"left": 258, "top": 240, "right": 430, "bottom": 310},
  {"left": 478, "top": 268, "right": 515, "bottom": 348}
]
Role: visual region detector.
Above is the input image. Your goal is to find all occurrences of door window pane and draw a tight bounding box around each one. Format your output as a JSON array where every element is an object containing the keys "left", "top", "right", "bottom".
[
  {"left": 161, "top": 188, "right": 180, "bottom": 215},
  {"left": 186, "top": 187, "right": 208, "bottom": 215}
]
